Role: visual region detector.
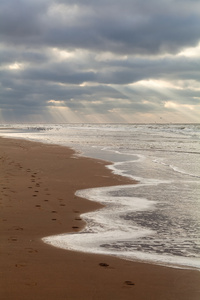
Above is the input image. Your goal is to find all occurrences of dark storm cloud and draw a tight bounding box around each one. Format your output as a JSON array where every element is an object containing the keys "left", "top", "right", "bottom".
[
  {"left": 0, "top": 0, "right": 200, "bottom": 122},
  {"left": 0, "top": 48, "right": 49, "bottom": 67},
  {"left": 96, "top": 56, "right": 200, "bottom": 84},
  {"left": 0, "top": 68, "right": 127, "bottom": 108},
  {"left": 1, "top": 0, "right": 200, "bottom": 54},
  {"left": 2, "top": 54, "right": 198, "bottom": 86},
  {"left": 0, "top": 0, "right": 48, "bottom": 38}
]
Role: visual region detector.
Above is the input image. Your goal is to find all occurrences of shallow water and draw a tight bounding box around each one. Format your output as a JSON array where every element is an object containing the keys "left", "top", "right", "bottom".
[{"left": 1, "top": 123, "right": 200, "bottom": 270}]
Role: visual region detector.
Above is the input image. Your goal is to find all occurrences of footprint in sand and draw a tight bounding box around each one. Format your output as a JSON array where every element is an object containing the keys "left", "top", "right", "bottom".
[
  {"left": 8, "top": 237, "right": 18, "bottom": 242},
  {"left": 15, "top": 263, "right": 26, "bottom": 268},
  {"left": 99, "top": 263, "right": 109, "bottom": 267},
  {"left": 13, "top": 226, "right": 23, "bottom": 231},
  {"left": 25, "top": 248, "right": 38, "bottom": 253},
  {"left": 25, "top": 282, "right": 37, "bottom": 286},
  {"left": 124, "top": 281, "right": 135, "bottom": 286}
]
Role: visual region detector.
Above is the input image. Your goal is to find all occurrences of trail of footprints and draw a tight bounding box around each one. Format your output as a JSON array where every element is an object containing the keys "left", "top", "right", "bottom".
[
  {"left": 26, "top": 168, "right": 62, "bottom": 223},
  {"left": 19, "top": 163, "right": 80, "bottom": 228},
  {"left": 0, "top": 155, "right": 81, "bottom": 227},
  {"left": 1, "top": 156, "right": 72, "bottom": 242},
  {"left": 0, "top": 155, "right": 16, "bottom": 208}
]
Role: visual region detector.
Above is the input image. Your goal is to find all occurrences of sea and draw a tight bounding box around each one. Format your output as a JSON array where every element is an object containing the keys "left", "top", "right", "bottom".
[{"left": 1, "top": 123, "right": 200, "bottom": 270}]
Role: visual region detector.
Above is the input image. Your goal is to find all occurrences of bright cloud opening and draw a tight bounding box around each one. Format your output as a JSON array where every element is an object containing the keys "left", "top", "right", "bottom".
[
  {"left": 8, "top": 63, "right": 24, "bottom": 70},
  {"left": 177, "top": 42, "right": 200, "bottom": 57}
]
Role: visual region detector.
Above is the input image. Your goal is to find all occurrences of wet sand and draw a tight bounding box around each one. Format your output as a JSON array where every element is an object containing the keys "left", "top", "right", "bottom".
[{"left": 1, "top": 137, "right": 200, "bottom": 300}]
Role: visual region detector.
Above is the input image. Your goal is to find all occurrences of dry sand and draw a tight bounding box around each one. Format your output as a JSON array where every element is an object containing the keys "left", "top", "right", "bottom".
[{"left": 0, "top": 137, "right": 200, "bottom": 300}]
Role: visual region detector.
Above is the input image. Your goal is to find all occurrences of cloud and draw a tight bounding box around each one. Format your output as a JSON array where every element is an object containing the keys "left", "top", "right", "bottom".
[
  {"left": 1, "top": 0, "right": 200, "bottom": 54},
  {"left": 0, "top": 0, "right": 200, "bottom": 123}
]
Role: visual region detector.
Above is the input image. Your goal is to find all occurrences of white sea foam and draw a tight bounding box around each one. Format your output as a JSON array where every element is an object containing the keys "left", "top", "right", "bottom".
[
  {"left": 42, "top": 184, "right": 157, "bottom": 259},
  {"left": 43, "top": 183, "right": 200, "bottom": 271},
  {"left": 153, "top": 158, "right": 200, "bottom": 179}
]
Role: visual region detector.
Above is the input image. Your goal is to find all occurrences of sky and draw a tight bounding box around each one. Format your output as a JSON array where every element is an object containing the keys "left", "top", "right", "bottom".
[{"left": 0, "top": 0, "right": 200, "bottom": 123}]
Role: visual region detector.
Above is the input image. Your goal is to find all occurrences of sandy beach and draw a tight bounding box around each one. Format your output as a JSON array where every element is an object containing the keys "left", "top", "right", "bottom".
[{"left": 0, "top": 137, "right": 200, "bottom": 300}]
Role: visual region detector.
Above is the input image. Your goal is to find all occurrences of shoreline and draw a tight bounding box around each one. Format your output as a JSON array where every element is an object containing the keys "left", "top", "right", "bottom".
[{"left": 1, "top": 137, "right": 200, "bottom": 299}]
